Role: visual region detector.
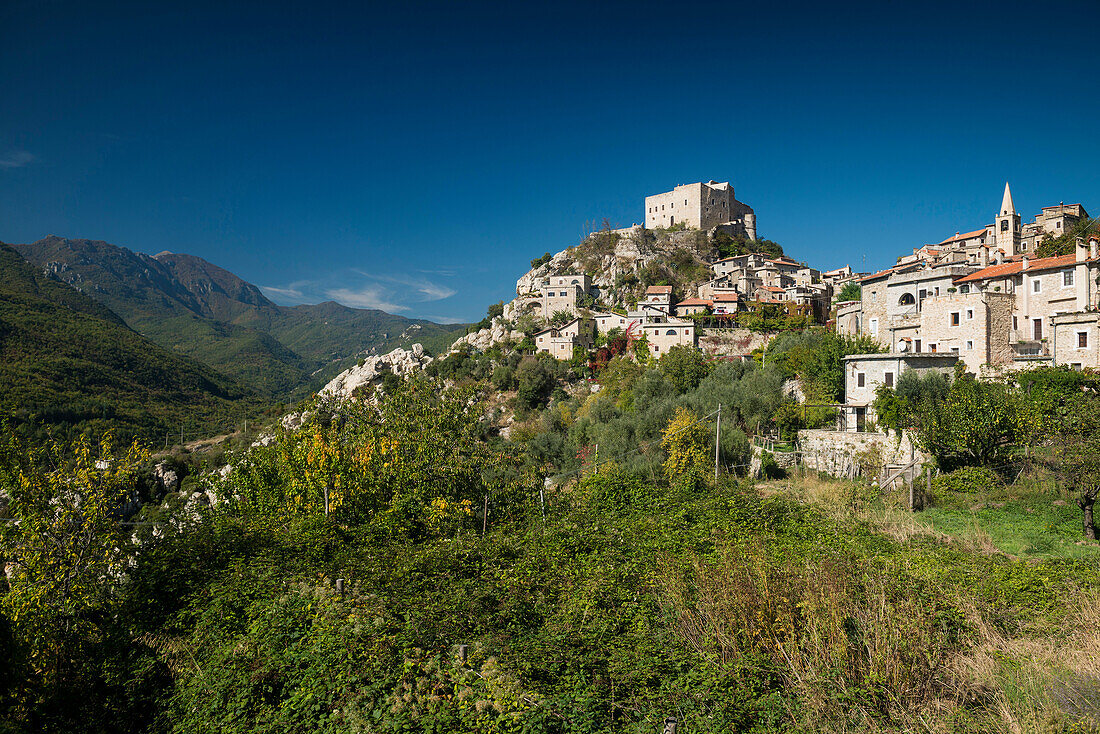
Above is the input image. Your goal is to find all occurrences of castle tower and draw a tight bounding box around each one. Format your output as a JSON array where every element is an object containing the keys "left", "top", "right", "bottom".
[{"left": 995, "top": 182, "right": 1021, "bottom": 255}]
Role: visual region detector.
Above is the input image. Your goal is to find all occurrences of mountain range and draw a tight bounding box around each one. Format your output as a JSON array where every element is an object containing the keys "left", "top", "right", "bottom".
[
  {"left": 13, "top": 236, "right": 468, "bottom": 399},
  {"left": 0, "top": 242, "right": 264, "bottom": 442}
]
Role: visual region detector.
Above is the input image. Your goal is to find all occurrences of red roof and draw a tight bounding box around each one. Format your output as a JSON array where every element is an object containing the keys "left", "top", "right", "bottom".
[
  {"left": 861, "top": 265, "right": 902, "bottom": 282},
  {"left": 760, "top": 286, "right": 784, "bottom": 292},
  {"left": 675, "top": 297, "right": 712, "bottom": 306},
  {"left": 646, "top": 285, "right": 673, "bottom": 294},
  {"left": 713, "top": 293, "right": 740, "bottom": 302},
  {"left": 954, "top": 254, "right": 1082, "bottom": 284},
  {"left": 937, "top": 229, "right": 987, "bottom": 246}
]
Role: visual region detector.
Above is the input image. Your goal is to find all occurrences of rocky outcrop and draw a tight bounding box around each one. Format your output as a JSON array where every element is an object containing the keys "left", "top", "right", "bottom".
[
  {"left": 509, "top": 228, "right": 714, "bottom": 319},
  {"left": 449, "top": 317, "right": 525, "bottom": 353},
  {"left": 320, "top": 344, "right": 433, "bottom": 399}
]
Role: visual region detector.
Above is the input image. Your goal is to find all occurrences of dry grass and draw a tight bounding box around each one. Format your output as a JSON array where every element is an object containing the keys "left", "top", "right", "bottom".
[
  {"left": 655, "top": 540, "right": 981, "bottom": 732},
  {"left": 954, "top": 591, "right": 1100, "bottom": 732}
]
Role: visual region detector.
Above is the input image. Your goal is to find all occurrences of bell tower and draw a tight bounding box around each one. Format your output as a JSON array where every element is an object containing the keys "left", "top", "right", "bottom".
[{"left": 995, "top": 182, "right": 1021, "bottom": 256}]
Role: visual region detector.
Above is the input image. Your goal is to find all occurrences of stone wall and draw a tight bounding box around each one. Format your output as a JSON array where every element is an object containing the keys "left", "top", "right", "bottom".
[
  {"left": 798, "top": 428, "right": 926, "bottom": 478},
  {"left": 699, "top": 328, "right": 769, "bottom": 357}
]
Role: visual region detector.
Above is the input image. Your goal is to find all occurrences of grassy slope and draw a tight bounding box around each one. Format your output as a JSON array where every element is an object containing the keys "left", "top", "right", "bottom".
[{"left": 0, "top": 243, "right": 264, "bottom": 442}]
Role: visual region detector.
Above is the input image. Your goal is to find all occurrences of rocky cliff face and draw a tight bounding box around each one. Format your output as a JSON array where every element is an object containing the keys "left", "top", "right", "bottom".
[
  {"left": 510, "top": 227, "right": 714, "bottom": 317},
  {"left": 449, "top": 317, "right": 525, "bottom": 353},
  {"left": 320, "top": 344, "right": 434, "bottom": 399}
]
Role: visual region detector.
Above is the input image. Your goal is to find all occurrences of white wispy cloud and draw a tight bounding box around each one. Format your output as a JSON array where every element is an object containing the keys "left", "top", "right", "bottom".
[
  {"left": 324, "top": 286, "right": 409, "bottom": 313},
  {"left": 263, "top": 269, "right": 458, "bottom": 315},
  {"left": 0, "top": 150, "right": 34, "bottom": 169},
  {"left": 259, "top": 281, "right": 314, "bottom": 303},
  {"left": 349, "top": 270, "right": 457, "bottom": 303}
]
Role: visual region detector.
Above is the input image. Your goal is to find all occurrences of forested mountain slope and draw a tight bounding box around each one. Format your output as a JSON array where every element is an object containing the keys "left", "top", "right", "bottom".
[
  {"left": 0, "top": 243, "right": 262, "bottom": 442},
  {"left": 14, "top": 237, "right": 467, "bottom": 397}
]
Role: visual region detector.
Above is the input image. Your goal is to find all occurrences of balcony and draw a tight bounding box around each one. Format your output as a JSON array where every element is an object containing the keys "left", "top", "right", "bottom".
[
  {"left": 1009, "top": 329, "right": 1046, "bottom": 344},
  {"left": 1012, "top": 339, "right": 1050, "bottom": 360}
]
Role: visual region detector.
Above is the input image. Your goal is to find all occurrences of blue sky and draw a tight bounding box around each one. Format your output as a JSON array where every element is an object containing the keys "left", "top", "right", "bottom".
[{"left": 2, "top": 0, "right": 1098, "bottom": 323}]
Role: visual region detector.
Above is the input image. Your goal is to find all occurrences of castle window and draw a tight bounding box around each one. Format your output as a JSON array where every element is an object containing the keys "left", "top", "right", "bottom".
[
  {"left": 1032, "top": 279, "right": 1041, "bottom": 293},
  {"left": 885, "top": 371, "right": 893, "bottom": 387},
  {"left": 665, "top": 329, "right": 676, "bottom": 335},
  {"left": 1064, "top": 270, "right": 1074, "bottom": 287},
  {"left": 966, "top": 340, "right": 974, "bottom": 350},
  {"left": 966, "top": 309, "right": 973, "bottom": 320},
  {"left": 1001, "top": 220, "right": 1009, "bottom": 232},
  {"left": 857, "top": 372, "right": 865, "bottom": 387},
  {"left": 1078, "top": 331, "right": 1089, "bottom": 349},
  {"left": 950, "top": 312, "right": 960, "bottom": 326}
]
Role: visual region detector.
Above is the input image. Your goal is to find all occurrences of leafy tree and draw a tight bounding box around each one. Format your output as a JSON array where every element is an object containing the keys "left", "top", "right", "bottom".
[
  {"left": 915, "top": 373, "right": 1031, "bottom": 470},
  {"left": 712, "top": 231, "right": 784, "bottom": 259},
  {"left": 765, "top": 329, "right": 882, "bottom": 401},
  {"left": 1051, "top": 392, "right": 1100, "bottom": 540},
  {"left": 658, "top": 344, "right": 711, "bottom": 393},
  {"left": 836, "top": 281, "right": 861, "bottom": 303},
  {"left": 662, "top": 407, "right": 710, "bottom": 485},
  {"left": 0, "top": 432, "right": 148, "bottom": 701},
  {"left": 529, "top": 252, "right": 552, "bottom": 269},
  {"left": 224, "top": 378, "right": 513, "bottom": 537},
  {"left": 486, "top": 301, "right": 505, "bottom": 320},
  {"left": 548, "top": 310, "right": 573, "bottom": 327},
  {"left": 515, "top": 356, "right": 557, "bottom": 409},
  {"left": 1034, "top": 217, "right": 1097, "bottom": 258}
]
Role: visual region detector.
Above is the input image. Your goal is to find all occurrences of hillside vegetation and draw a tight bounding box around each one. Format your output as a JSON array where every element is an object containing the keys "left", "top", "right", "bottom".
[
  {"left": 2, "top": 373, "right": 1098, "bottom": 733},
  {"left": 0, "top": 243, "right": 264, "bottom": 443},
  {"left": 14, "top": 237, "right": 467, "bottom": 398}
]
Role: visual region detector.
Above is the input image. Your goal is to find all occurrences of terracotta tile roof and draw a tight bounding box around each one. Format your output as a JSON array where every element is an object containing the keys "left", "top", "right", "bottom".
[
  {"left": 954, "top": 254, "right": 1081, "bottom": 283},
  {"left": 761, "top": 286, "right": 784, "bottom": 292},
  {"left": 937, "top": 229, "right": 988, "bottom": 246},
  {"left": 713, "top": 293, "right": 740, "bottom": 302},
  {"left": 861, "top": 266, "right": 901, "bottom": 282},
  {"left": 646, "top": 285, "right": 673, "bottom": 294},
  {"left": 675, "top": 297, "right": 712, "bottom": 306}
]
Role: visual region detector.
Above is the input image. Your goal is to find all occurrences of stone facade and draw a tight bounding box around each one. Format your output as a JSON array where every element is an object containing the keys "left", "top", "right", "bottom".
[
  {"left": 842, "top": 353, "right": 958, "bottom": 431},
  {"left": 638, "top": 319, "right": 696, "bottom": 358},
  {"left": 644, "top": 180, "right": 756, "bottom": 238},
  {"left": 541, "top": 274, "right": 593, "bottom": 319},
  {"left": 534, "top": 318, "right": 595, "bottom": 360},
  {"left": 798, "top": 428, "right": 927, "bottom": 479},
  {"left": 1052, "top": 312, "right": 1100, "bottom": 369}
]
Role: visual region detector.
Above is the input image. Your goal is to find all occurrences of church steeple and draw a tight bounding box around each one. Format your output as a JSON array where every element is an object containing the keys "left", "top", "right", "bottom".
[
  {"left": 995, "top": 182, "right": 1021, "bottom": 255},
  {"left": 1000, "top": 181, "right": 1016, "bottom": 216}
]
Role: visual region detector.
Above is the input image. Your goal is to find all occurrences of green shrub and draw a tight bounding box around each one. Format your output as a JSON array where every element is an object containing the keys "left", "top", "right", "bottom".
[{"left": 932, "top": 466, "right": 1004, "bottom": 494}]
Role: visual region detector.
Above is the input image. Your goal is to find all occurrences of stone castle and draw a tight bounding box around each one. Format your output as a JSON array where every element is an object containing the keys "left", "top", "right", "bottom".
[{"left": 644, "top": 180, "right": 757, "bottom": 240}]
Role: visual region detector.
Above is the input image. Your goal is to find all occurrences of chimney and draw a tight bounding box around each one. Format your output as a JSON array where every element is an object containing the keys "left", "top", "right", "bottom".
[
  {"left": 1090, "top": 235, "right": 1098, "bottom": 260},
  {"left": 1021, "top": 255, "right": 1029, "bottom": 271},
  {"left": 994, "top": 249, "right": 1004, "bottom": 265},
  {"left": 1076, "top": 236, "right": 1089, "bottom": 263},
  {"left": 980, "top": 245, "right": 989, "bottom": 267}
]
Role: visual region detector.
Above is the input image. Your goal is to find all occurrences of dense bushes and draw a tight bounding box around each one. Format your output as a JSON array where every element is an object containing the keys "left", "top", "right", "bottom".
[{"left": 932, "top": 466, "right": 1005, "bottom": 494}]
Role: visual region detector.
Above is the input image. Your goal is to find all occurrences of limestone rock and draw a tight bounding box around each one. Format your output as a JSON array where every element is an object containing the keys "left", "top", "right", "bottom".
[
  {"left": 152, "top": 462, "right": 179, "bottom": 493},
  {"left": 448, "top": 317, "right": 525, "bottom": 353},
  {"left": 320, "top": 344, "right": 434, "bottom": 399}
]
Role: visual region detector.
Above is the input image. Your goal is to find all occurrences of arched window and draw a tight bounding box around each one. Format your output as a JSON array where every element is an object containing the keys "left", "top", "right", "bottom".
[
  {"left": 899, "top": 293, "right": 916, "bottom": 306},
  {"left": 665, "top": 329, "right": 677, "bottom": 336}
]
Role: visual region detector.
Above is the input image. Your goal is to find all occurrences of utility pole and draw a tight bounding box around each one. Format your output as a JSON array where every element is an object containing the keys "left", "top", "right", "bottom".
[{"left": 714, "top": 404, "right": 722, "bottom": 482}]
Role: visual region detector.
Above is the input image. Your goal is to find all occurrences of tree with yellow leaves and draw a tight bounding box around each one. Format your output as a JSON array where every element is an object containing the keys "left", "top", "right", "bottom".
[{"left": 661, "top": 406, "right": 710, "bottom": 487}]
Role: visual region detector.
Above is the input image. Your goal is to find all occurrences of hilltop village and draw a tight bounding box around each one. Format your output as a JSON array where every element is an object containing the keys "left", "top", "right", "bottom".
[
  {"left": 497, "top": 181, "right": 1095, "bottom": 379},
  {"left": 500, "top": 180, "right": 856, "bottom": 361}
]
